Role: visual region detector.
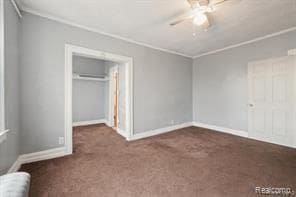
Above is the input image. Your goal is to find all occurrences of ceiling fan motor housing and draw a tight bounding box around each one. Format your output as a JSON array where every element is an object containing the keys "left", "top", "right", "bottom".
[
  {"left": 188, "top": 0, "right": 209, "bottom": 7},
  {"left": 197, "top": 0, "right": 209, "bottom": 6}
]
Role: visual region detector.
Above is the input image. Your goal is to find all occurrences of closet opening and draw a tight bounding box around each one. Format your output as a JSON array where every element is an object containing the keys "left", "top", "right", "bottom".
[{"left": 65, "top": 45, "right": 133, "bottom": 154}]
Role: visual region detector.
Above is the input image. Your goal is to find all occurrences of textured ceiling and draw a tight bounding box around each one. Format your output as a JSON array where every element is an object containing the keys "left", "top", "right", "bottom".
[{"left": 17, "top": 0, "right": 296, "bottom": 57}]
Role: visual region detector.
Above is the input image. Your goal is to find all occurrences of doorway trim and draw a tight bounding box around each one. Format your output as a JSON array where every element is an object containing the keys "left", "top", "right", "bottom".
[
  {"left": 65, "top": 44, "right": 134, "bottom": 154},
  {"left": 247, "top": 56, "right": 296, "bottom": 148},
  {"left": 108, "top": 65, "right": 119, "bottom": 128}
]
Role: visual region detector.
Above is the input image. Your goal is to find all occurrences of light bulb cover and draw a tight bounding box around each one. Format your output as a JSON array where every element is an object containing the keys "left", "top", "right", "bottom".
[
  {"left": 193, "top": 13, "right": 207, "bottom": 26},
  {"left": 206, "top": 6, "right": 214, "bottom": 12}
]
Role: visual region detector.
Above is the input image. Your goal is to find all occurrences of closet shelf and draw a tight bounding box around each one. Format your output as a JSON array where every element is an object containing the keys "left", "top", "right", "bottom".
[{"left": 72, "top": 73, "right": 109, "bottom": 82}]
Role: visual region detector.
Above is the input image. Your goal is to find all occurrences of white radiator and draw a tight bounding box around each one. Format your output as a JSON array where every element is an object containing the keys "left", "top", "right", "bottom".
[{"left": 0, "top": 172, "right": 30, "bottom": 197}]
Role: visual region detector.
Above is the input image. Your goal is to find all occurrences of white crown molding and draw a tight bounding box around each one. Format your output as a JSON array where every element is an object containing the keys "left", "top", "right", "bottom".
[
  {"left": 15, "top": 4, "right": 296, "bottom": 59},
  {"left": 194, "top": 26, "right": 296, "bottom": 59},
  {"left": 19, "top": 6, "right": 192, "bottom": 58},
  {"left": 10, "top": 0, "right": 22, "bottom": 18}
]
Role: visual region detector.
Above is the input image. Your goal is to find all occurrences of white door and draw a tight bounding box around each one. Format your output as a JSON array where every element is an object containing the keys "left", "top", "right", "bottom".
[{"left": 248, "top": 56, "right": 296, "bottom": 147}]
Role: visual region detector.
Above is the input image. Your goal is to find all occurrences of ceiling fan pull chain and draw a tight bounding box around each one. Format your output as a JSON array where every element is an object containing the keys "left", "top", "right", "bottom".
[{"left": 192, "top": 24, "right": 197, "bottom": 36}]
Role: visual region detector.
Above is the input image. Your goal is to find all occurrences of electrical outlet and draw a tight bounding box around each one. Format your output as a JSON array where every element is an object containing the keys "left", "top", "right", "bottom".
[
  {"left": 170, "top": 120, "right": 175, "bottom": 125},
  {"left": 58, "top": 137, "right": 64, "bottom": 145}
]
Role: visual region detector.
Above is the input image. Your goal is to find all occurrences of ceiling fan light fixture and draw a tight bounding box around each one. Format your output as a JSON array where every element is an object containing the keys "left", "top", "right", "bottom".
[
  {"left": 193, "top": 13, "right": 207, "bottom": 26},
  {"left": 206, "top": 6, "right": 215, "bottom": 12}
]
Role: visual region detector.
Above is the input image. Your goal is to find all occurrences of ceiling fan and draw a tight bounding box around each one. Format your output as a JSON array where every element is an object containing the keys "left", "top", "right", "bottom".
[{"left": 170, "top": 0, "right": 227, "bottom": 29}]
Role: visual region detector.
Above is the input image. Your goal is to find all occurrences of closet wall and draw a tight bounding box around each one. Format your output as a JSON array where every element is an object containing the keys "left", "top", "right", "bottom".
[{"left": 72, "top": 56, "right": 108, "bottom": 123}]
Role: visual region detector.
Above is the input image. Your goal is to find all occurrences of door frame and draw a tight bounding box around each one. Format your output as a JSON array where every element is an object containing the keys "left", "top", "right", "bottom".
[
  {"left": 293, "top": 55, "right": 296, "bottom": 148},
  {"left": 247, "top": 55, "right": 296, "bottom": 148},
  {"left": 109, "top": 65, "right": 119, "bottom": 128},
  {"left": 65, "top": 44, "right": 134, "bottom": 154}
]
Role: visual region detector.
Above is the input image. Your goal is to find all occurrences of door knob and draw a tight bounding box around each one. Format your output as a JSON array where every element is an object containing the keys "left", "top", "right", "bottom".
[{"left": 249, "top": 104, "right": 254, "bottom": 107}]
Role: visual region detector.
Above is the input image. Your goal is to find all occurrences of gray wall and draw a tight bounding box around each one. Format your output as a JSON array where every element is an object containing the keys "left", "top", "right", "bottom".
[
  {"left": 73, "top": 56, "right": 106, "bottom": 75},
  {"left": 193, "top": 30, "right": 296, "bottom": 132},
  {"left": 20, "top": 12, "right": 193, "bottom": 154},
  {"left": 72, "top": 56, "right": 107, "bottom": 122},
  {"left": 0, "top": 0, "right": 20, "bottom": 174}
]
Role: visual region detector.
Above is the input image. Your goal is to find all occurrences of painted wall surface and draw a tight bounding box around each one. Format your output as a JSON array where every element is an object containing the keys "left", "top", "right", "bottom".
[
  {"left": 20, "top": 12, "right": 193, "bottom": 154},
  {"left": 73, "top": 56, "right": 106, "bottom": 75},
  {"left": 0, "top": 0, "right": 20, "bottom": 174},
  {"left": 193, "top": 30, "right": 296, "bottom": 132},
  {"left": 72, "top": 56, "right": 107, "bottom": 122}
]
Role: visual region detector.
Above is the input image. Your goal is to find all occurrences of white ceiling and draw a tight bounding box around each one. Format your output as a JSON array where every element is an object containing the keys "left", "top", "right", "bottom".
[{"left": 17, "top": 0, "right": 296, "bottom": 57}]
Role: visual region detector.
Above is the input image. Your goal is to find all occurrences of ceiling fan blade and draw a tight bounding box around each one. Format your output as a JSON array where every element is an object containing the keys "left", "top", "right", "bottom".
[
  {"left": 187, "top": 0, "right": 196, "bottom": 8},
  {"left": 187, "top": 0, "right": 210, "bottom": 7},
  {"left": 187, "top": 0, "right": 197, "bottom": 8},
  {"left": 209, "top": 0, "right": 226, "bottom": 6},
  {"left": 170, "top": 15, "right": 194, "bottom": 26},
  {"left": 211, "top": 0, "right": 243, "bottom": 6},
  {"left": 198, "top": 0, "right": 210, "bottom": 6}
]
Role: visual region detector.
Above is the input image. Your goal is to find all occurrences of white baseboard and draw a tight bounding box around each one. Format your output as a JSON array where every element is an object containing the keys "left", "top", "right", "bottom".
[
  {"left": 116, "top": 128, "right": 128, "bottom": 139},
  {"left": 19, "top": 147, "right": 69, "bottom": 164},
  {"left": 128, "top": 122, "right": 193, "bottom": 141},
  {"left": 7, "top": 158, "right": 22, "bottom": 174},
  {"left": 4, "top": 121, "right": 247, "bottom": 174},
  {"left": 6, "top": 121, "right": 293, "bottom": 174},
  {"left": 248, "top": 136, "right": 296, "bottom": 149},
  {"left": 193, "top": 122, "right": 296, "bottom": 149},
  {"left": 105, "top": 120, "right": 112, "bottom": 127},
  {"left": 72, "top": 119, "right": 107, "bottom": 127},
  {"left": 7, "top": 146, "right": 69, "bottom": 173},
  {"left": 192, "top": 122, "right": 248, "bottom": 138}
]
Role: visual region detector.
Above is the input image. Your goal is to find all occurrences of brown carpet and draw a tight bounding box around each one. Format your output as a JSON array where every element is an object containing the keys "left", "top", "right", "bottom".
[{"left": 20, "top": 124, "right": 296, "bottom": 197}]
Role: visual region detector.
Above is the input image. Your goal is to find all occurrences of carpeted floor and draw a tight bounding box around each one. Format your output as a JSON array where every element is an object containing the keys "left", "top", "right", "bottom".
[{"left": 21, "top": 124, "right": 296, "bottom": 197}]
